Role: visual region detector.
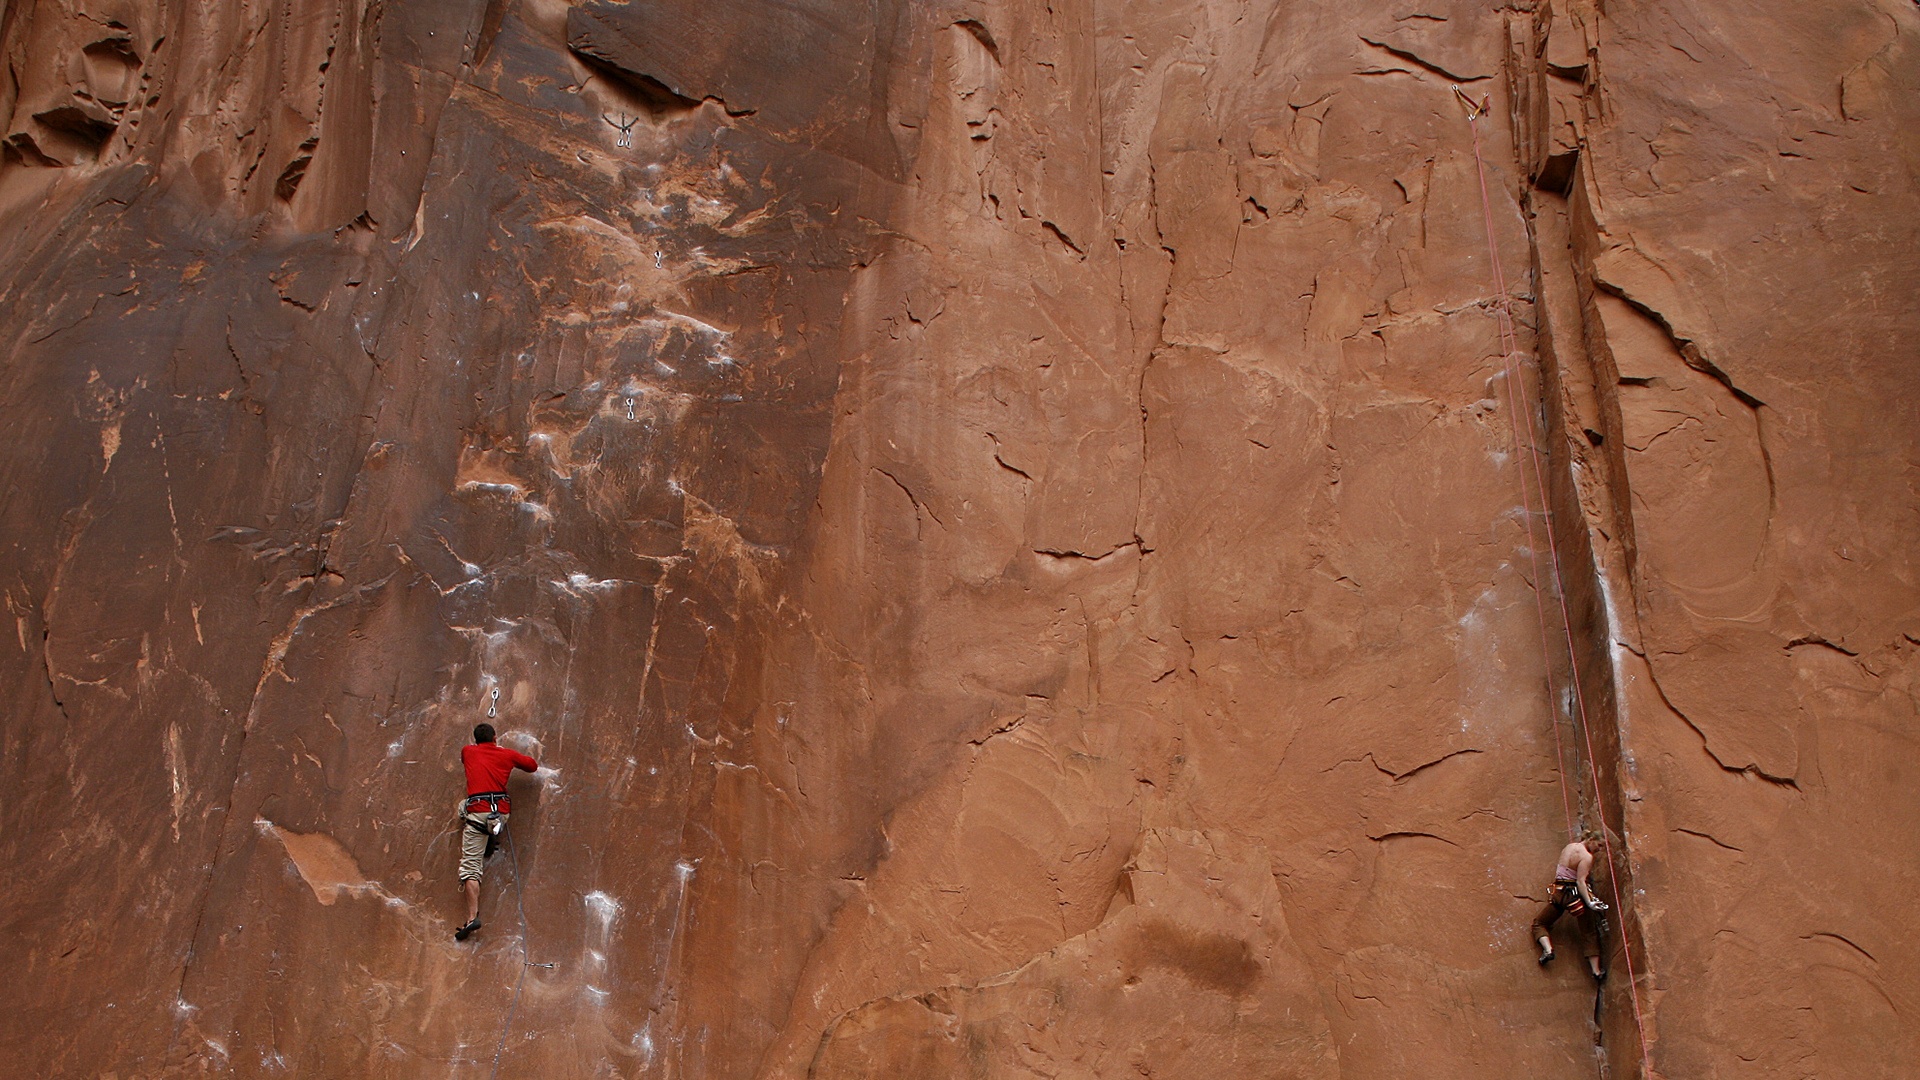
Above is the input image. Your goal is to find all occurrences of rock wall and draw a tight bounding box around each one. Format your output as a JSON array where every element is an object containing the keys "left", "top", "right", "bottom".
[
  {"left": 1515, "top": 3, "right": 1920, "bottom": 1076},
  {"left": 0, "top": 1, "right": 1913, "bottom": 1078}
]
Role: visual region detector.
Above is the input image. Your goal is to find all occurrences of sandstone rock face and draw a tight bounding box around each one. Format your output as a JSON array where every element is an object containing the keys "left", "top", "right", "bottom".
[{"left": 0, "top": 2, "right": 1912, "bottom": 1078}]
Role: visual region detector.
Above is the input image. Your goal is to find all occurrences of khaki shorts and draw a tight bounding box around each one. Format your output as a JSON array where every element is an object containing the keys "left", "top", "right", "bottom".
[{"left": 459, "top": 808, "right": 507, "bottom": 882}]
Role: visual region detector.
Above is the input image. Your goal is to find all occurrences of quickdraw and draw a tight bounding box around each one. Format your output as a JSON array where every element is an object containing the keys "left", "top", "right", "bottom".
[{"left": 1451, "top": 84, "right": 1490, "bottom": 121}]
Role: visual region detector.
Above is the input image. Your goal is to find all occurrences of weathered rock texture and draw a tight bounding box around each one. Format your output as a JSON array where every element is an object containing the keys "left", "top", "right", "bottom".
[{"left": 0, "top": 1, "right": 1913, "bottom": 1077}]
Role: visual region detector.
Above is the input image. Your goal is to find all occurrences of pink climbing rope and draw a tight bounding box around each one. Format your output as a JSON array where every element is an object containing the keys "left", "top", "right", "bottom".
[
  {"left": 1448, "top": 89, "right": 1574, "bottom": 841},
  {"left": 1458, "top": 90, "right": 1657, "bottom": 1079}
]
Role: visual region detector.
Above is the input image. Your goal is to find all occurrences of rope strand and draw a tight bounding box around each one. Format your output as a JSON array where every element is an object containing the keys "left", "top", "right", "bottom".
[
  {"left": 487, "top": 824, "right": 533, "bottom": 1080},
  {"left": 1453, "top": 90, "right": 1578, "bottom": 842},
  {"left": 1472, "top": 118, "right": 1577, "bottom": 841},
  {"left": 1460, "top": 100, "right": 1657, "bottom": 1080}
]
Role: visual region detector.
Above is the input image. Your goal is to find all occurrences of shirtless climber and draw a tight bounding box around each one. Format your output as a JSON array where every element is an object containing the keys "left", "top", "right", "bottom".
[
  {"left": 455, "top": 723, "right": 539, "bottom": 941},
  {"left": 1533, "top": 829, "right": 1610, "bottom": 981}
]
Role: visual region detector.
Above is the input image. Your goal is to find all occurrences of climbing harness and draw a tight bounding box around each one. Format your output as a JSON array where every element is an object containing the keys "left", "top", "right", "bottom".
[
  {"left": 1454, "top": 86, "right": 1657, "bottom": 1078},
  {"left": 1549, "top": 879, "right": 1607, "bottom": 917},
  {"left": 464, "top": 791, "right": 511, "bottom": 819},
  {"left": 464, "top": 792, "right": 509, "bottom": 858}
]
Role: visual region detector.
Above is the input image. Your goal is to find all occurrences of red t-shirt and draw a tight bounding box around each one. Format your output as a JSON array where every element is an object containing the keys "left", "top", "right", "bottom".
[{"left": 462, "top": 742, "right": 539, "bottom": 813}]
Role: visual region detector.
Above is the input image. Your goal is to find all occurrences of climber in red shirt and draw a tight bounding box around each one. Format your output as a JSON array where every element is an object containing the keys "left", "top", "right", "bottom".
[{"left": 455, "top": 722, "right": 539, "bottom": 941}]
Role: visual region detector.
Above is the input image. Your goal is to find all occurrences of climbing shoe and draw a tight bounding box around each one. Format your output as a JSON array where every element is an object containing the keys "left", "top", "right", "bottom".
[
  {"left": 455, "top": 919, "right": 481, "bottom": 941},
  {"left": 1591, "top": 967, "right": 1608, "bottom": 985},
  {"left": 1537, "top": 947, "right": 1555, "bottom": 965}
]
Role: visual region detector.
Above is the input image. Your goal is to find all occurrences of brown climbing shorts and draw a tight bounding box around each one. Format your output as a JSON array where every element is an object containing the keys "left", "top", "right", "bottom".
[
  {"left": 1531, "top": 888, "right": 1602, "bottom": 959},
  {"left": 459, "top": 809, "right": 506, "bottom": 882}
]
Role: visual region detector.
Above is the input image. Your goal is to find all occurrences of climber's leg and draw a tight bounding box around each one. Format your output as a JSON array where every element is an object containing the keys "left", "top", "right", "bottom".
[
  {"left": 456, "top": 811, "right": 490, "bottom": 940},
  {"left": 1532, "top": 902, "right": 1562, "bottom": 964},
  {"left": 1579, "top": 908, "right": 1605, "bottom": 980}
]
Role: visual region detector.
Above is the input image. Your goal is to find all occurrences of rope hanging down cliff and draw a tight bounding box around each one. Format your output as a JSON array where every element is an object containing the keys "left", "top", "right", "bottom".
[
  {"left": 1453, "top": 86, "right": 1656, "bottom": 1078},
  {"left": 486, "top": 824, "right": 539, "bottom": 1080}
]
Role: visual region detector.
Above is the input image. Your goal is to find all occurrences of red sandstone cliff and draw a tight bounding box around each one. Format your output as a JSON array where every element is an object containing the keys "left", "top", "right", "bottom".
[{"left": 1, "top": 1, "right": 1914, "bottom": 1077}]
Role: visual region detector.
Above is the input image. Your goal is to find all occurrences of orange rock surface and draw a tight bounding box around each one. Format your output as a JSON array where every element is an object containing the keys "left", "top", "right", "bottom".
[{"left": 1, "top": 1, "right": 1914, "bottom": 1077}]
